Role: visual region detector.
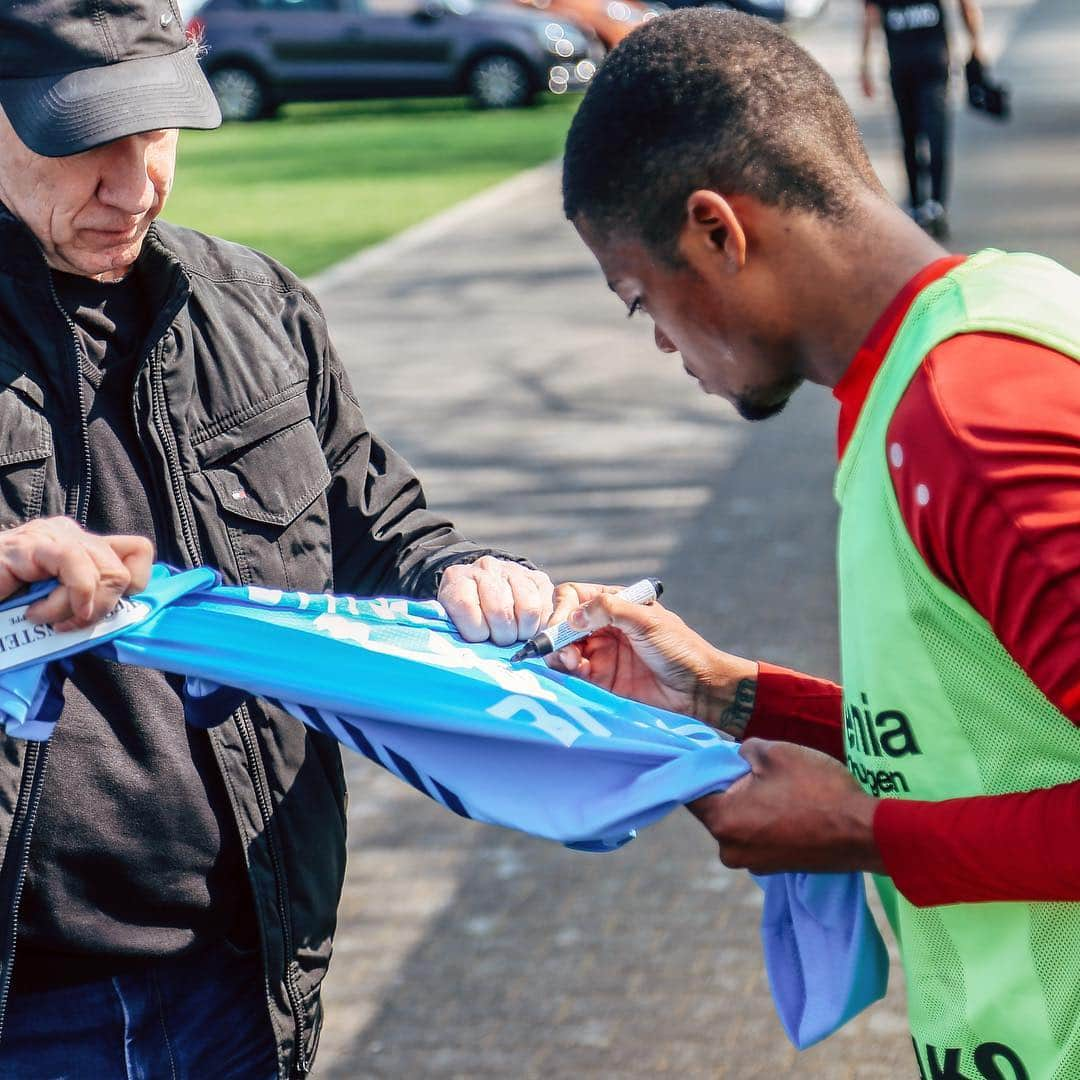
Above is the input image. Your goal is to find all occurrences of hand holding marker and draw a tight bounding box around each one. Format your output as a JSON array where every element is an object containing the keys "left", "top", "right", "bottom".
[{"left": 510, "top": 578, "right": 664, "bottom": 662}]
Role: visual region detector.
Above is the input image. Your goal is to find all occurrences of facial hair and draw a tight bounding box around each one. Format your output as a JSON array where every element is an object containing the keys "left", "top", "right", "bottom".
[{"left": 734, "top": 395, "right": 790, "bottom": 422}]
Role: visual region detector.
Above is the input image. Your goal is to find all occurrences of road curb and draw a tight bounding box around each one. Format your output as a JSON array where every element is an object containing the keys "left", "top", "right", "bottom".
[{"left": 307, "top": 159, "right": 561, "bottom": 294}]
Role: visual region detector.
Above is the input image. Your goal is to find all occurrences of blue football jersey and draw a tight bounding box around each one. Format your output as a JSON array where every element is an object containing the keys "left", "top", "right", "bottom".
[{"left": 0, "top": 565, "right": 888, "bottom": 1047}]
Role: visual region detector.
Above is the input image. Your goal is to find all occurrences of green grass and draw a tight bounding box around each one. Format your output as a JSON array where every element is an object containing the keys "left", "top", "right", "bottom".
[{"left": 165, "top": 95, "right": 579, "bottom": 277}]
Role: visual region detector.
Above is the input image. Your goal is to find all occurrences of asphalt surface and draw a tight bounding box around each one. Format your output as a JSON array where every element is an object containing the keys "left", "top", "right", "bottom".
[{"left": 307, "top": 0, "right": 1080, "bottom": 1074}]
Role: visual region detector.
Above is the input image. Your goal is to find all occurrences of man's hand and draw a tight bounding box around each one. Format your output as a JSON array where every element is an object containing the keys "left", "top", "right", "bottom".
[
  {"left": 438, "top": 556, "right": 554, "bottom": 646},
  {"left": 688, "top": 739, "right": 884, "bottom": 875},
  {"left": 545, "top": 582, "right": 759, "bottom": 736},
  {"left": 0, "top": 517, "right": 154, "bottom": 631}
]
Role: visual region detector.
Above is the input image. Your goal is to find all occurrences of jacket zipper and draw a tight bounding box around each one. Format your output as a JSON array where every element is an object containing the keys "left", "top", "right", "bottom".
[
  {"left": 148, "top": 346, "right": 311, "bottom": 1075},
  {"left": 51, "top": 285, "right": 94, "bottom": 525},
  {"left": 0, "top": 280, "right": 94, "bottom": 1041},
  {"left": 235, "top": 702, "right": 312, "bottom": 1076},
  {"left": 0, "top": 741, "right": 48, "bottom": 1043}
]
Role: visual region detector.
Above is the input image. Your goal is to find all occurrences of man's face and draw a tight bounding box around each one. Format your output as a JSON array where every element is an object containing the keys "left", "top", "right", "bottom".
[
  {"left": 0, "top": 108, "right": 177, "bottom": 281},
  {"left": 575, "top": 215, "right": 803, "bottom": 421}
]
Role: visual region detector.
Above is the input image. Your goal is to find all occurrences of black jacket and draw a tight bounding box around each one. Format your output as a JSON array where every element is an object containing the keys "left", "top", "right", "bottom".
[{"left": 0, "top": 205, "right": 519, "bottom": 1077}]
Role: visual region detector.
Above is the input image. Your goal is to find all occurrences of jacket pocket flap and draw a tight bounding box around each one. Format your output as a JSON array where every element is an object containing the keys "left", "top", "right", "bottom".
[
  {"left": 191, "top": 381, "right": 310, "bottom": 463},
  {"left": 0, "top": 352, "right": 46, "bottom": 412},
  {"left": 0, "top": 387, "right": 51, "bottom": 468},
  {"left": 204, "top": 421, "right": 330, "bottom": 527}
]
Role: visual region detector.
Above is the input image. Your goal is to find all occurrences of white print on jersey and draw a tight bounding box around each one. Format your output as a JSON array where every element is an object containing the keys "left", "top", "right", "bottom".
[
  {"left": 885, "top": 3, "right": 941, "bottom": 32},
  {"left": 486, "top": 694, "right": 612, "bottom": 748},
  {"left": 312, "top": 612, "right": 562, "bottom": 701}
]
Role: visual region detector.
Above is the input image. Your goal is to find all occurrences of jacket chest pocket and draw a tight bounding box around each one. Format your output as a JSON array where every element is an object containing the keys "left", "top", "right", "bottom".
[
  {"left": 0, "top": 373, "right": 54, "bottom": 527},
  {"left": 202, "top": 418, "right": 333, "bottom": 593}
]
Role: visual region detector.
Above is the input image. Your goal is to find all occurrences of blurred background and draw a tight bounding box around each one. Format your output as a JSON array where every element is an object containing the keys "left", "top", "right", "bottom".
[{"left": 170, "top": 1, "right": 1079, "bottom": 1075}]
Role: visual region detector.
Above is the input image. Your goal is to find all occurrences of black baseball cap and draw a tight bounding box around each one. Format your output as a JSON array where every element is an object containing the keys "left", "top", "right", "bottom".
[{"left": 0, "top": 0, "right": 221, "bottom": 158}]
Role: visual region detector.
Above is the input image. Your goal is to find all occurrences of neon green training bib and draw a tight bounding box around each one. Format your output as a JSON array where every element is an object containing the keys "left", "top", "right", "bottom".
[{"left": 835, "top": 250, "right": 1080, "bottom": 1080}]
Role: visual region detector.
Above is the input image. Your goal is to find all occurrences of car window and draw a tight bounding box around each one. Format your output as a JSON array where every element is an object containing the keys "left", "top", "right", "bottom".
[
  {"left": 362, "top": 0, "right": 422, "bottom": 12},
  {"left": 349, "top": 0, "right": 413, "bottom": 12},
  {"left": 250, "top": 0, "right": 340, "bottom": 10},
  {"left": 350, "top": 0, "right": 474, "bottom": 12},
  {"left": 180, "top": 0, "right": 235, "bottom": 14}
]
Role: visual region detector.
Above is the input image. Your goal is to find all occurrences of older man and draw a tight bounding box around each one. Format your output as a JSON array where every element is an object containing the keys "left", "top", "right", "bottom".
[
  {"left": 554, "top": 10, "right": 1080, "bottom": 1078},
  {"left": 0, "top": 2, "right": 551, "bottom": 1077}
]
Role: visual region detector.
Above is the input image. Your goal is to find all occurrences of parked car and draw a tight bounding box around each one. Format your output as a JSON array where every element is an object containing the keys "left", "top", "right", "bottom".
[
  {"left": 661, "top": 0, "right": 826, "bottom": 21},
  {"left": 187, "top": 0, "right": 604, "bottom": 119},
  {"left": 508, "top": 0, "right": 660, "bottom": 51}
]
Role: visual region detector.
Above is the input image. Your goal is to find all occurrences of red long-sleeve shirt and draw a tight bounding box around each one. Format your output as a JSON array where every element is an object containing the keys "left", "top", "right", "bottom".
[{"left": 745, "top": 256, "right": 1080, "bottom": 907}]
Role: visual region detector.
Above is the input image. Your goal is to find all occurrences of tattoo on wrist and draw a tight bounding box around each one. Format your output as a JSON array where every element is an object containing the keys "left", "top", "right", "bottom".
[{"left": 715, "top": 678, "right": 757, "bottom": 739}]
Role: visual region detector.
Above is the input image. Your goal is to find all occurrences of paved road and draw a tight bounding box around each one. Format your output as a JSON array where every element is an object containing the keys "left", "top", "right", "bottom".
[{"left": 308, "top": 1, "right": 1079, "bottom": 1075}]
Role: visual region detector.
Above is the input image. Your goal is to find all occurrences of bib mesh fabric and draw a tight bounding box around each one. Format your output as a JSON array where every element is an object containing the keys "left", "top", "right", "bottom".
[{"left": 835, "top": 250, "right": 1080, "bottom": 1078}]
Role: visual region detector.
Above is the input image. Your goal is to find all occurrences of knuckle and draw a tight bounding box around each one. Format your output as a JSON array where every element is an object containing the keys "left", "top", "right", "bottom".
[
  {"left": 706, "top": 804, "right": 733, "bottom": 840},
  {"left": 708, "top": 819, "right": 728, "bottom": 845},
  {"left": 439, "top": 586, "right": 468, "bottom": 607},
  {"left": 718, "top": 847, "right": 747, "bottom": 871},
  {"left": 517, "top": 592, "right": 543, "bottom": 612},
  {"left": 742, "top": 737, "right": 768, "bottom": 762}
]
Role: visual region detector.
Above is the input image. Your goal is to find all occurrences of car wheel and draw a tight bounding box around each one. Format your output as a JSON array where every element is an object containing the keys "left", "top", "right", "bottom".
[
  {"left": 468, "top": 55, "right": 533, "bottom": 109},
  {"left": 209, "top": 66, "right": 273, "bottom": 122}
]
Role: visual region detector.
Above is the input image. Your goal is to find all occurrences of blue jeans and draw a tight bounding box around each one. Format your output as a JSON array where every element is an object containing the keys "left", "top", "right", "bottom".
[{"left": 0, "top": 944, "right": 279, "bottom": 1080}]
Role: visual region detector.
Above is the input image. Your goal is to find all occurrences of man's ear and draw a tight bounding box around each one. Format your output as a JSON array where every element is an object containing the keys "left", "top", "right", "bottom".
[{"left": 677, "top": 190, "right": 747, "bottom": 273}]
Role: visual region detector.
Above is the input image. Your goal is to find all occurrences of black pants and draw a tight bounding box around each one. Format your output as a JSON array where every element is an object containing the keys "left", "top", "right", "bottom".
[{"left": 889, "top": 59, "right": 950, "bottom": 209}]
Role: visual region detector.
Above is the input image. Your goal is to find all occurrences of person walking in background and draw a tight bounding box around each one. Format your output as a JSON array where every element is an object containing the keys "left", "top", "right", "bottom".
[{"left": 861, "top": 0, "right": 986, "bottom": 237}]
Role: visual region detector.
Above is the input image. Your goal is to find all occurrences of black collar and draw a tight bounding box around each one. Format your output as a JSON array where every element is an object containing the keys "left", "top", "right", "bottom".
[{"left": 0, "top": 201, "right": 52, "bottom": 285}]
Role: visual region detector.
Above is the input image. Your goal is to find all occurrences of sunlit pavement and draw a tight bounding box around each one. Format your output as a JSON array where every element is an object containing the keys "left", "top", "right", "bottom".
[{"left": 307, "top": 1, "right": 1078, "bottom": 1074}]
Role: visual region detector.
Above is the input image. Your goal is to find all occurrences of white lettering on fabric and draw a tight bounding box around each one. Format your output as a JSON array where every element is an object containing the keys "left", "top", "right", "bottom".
[
  {"left": 246, "top": 586, "right": 284, "bottom": 606},
  {"left": 0, "top": 597, "right": 151, "bottom": 673},
  {"left": 486, "top": 695, "right": 612, "bottom": 748},
  {"left": 651, "top": 715, "right": 727, "bottom": 745},
  {"left": 366, "top": 597, "right": 447, "bottom": 624},
  {"left": 311, "top": 613, "right": 564, "bottom": 700},
  {"left": 885, "top": 3, "right": 941, "bottom": 32}
]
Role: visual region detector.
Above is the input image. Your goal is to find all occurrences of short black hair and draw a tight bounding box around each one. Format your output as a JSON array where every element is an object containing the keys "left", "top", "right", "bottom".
[{"left": 563, "top": 10, "right": 881, "bottom": 257}]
